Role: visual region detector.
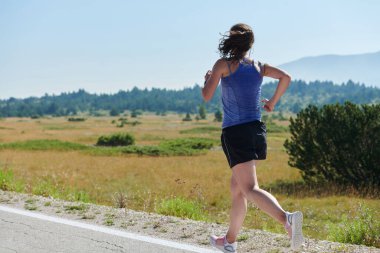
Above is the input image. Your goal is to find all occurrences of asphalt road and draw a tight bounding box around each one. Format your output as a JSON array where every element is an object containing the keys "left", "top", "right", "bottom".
[{"left": 0, "top": 205, "right": 218, "bottom": 253}]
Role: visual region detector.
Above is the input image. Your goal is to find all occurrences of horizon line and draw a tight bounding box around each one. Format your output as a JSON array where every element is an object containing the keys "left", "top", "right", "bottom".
[{"left": 1, "top": 79, "right": 376, "bottom": 101}]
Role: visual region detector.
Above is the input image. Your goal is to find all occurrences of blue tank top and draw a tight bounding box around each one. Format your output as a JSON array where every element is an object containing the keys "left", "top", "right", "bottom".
[{"left": 221, "top": 58, "right": 263, "bottom": 128}]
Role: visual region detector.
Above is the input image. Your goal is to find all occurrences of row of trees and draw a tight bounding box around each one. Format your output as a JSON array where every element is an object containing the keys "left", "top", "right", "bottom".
[
  {"left": 182, "top": 107, "right": 223, "bottom": 122},
  {"left": 0, "top": 80, "right": 379, "bottom": 117}
]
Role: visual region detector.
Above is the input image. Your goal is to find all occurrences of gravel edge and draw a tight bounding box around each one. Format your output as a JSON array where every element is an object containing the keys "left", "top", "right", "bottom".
[{"left": 0, "top": 190, "right": 378, "bottom": 253}]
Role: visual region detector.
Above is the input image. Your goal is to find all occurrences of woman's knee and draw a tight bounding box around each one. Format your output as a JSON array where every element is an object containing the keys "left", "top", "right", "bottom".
[
  {"left": 230, "top": 175, "right": 244, "bottom": 197},
  {"left": 240, "top": 184, "right": 260, "bottom": 197}
]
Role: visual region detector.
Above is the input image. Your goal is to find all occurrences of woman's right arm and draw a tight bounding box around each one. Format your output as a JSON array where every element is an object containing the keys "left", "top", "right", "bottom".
[
  {"left": 202, "top": 59, "right": 225, "bottom": 102},
  {"left": 261, "top": 64, "right": 291, "bottom": 112}
]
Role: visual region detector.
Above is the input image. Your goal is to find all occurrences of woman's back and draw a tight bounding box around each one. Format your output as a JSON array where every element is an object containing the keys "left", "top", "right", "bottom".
[{"left": 221, "top": 58, "right": 263, "bottom": 128}]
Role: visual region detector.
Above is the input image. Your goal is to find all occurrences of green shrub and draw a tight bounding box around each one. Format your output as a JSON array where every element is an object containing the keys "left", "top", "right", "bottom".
[
  {"left": 32, "top": 179, "right": 61, "bottom": 198},
  {"left": 131, "top": 110, "right": 142, "bottom": 118},
  {"left": 284, "top": 102, "right": 380, "bottom": 187},
  {"left": 0, "top": 167, "right": 91, "bottom": 203},
  {"left": 328, "top": 204, "right": 380, "bottom": 247},
  {"left": 0, "top": 139, "right": 88, "bottom": 151},
  {"left": 68, "top": 117, "right": 86, "bottom": 122},
  {"left": 122, "top": 145, "right": 200, "bottom": 156},
  {"left": 109, "top": 108, "right": 120, "bottom": 116},
  {"left": 125, "top": 120, "right": 141, "bottom": 126},
  {"left": 265, "top": 122, "right": 288, "bottom": 133},
  {"left": 114, "top": 117, "right": 140, "bottom": 127},
  {"left": 198, "top": 104, "right": 206, "bottom": 119},
  {"left": 160, "top": 138, "right": 214, "bottom": 150},
  {"left": 32, "top": 177, "right": 91, "bottom": 202},
  {"left": 96, "top": 133, "right": 135, "bottom": 147},
  {"left": 182, "top": 113, "right": 192, "bottom": 121},
  {"left": 118, "top": 117, "right": 128, "bottom": 122},
  {"left": 156, "top": 197, "right": 207, "bottom": 221},
  {"left": 180, "top": 126, "right": 220, "bottom": 134},
  {"left": 261, "top": 116, "right": 288, "bottom": 133},
  {"left": 214, "top": 109, "right": 222, "bottom": 122},
  {"left": 0, "top": 169, "right": 24, "bottom": 192},
  {"left": 64, "top": 203, "right": 88, "bottom": 211},
  {"left": 122, "top": 145, "right": 167, "bottom": 156},
  {"left": 68, "top": 190, "right": 90, "bottom": 202}
]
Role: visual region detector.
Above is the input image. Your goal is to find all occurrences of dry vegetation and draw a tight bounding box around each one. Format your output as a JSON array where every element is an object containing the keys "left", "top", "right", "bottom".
[{"left": 0, "top": 113, "right": 379, "bottom": 245}]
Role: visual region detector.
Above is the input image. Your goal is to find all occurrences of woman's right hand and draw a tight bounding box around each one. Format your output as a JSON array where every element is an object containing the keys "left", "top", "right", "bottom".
[
  {"left": 262, "top": 98, "right": 275, "bottom": 112},
  {"left": 204, "top": 70, "right": 212, "bottom": 83}
]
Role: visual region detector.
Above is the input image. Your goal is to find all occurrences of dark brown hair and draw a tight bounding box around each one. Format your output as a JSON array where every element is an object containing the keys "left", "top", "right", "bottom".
[{"left": 218, "top": 23, "right": 254, "bottom": 61}]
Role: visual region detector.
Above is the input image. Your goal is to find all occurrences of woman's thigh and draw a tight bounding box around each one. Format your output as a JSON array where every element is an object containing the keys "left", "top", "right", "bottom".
[{"left": 231, "top": 160, "right": 259, "bottom": 195}]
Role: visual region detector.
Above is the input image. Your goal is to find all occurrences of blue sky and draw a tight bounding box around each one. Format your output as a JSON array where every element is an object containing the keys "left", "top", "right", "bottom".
[{"left": 0, "top": 0, "right": 379, "bottom": 99}]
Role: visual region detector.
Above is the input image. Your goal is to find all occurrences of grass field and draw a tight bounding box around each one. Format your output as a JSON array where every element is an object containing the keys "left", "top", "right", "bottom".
[{"left": 0, "top": 113, "right": 379, "bottom": 247}]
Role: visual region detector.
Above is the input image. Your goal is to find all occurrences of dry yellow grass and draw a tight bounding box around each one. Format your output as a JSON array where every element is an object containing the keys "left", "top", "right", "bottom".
[
  {"left": 0, "top": 114, "right": 216, "bottom": 145},
  {"left": 0, "top": 146, "right": 298, "bottom": 206},
  {"left": 0, "top": 114, "right": 379, "bottom": 241}
]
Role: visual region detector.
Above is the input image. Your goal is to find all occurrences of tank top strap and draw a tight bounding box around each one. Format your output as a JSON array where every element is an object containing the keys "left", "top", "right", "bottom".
[
  {"left": 226, "top": 61, "right": 232, "bottom": 75},
  {"left": 241, "top": 58, "right": 255, "bottom": 69}
]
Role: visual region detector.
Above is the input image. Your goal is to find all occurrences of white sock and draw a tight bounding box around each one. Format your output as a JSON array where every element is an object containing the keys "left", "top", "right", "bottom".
[{"left": 285, "top": 211, "right": 292, "bottom": 225}]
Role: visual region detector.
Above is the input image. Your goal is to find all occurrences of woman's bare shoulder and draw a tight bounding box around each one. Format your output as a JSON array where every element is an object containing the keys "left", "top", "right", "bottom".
[
  {"left": 214, "top": 58, "right": 228, "bottom": 68},
  {"left": 212, "top": 58, "right": 229, "bottom": 74}
]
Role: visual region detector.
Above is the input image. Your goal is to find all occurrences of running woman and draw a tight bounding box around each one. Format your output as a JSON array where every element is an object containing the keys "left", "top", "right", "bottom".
[{"left": 202, "top": 23, "right": 304, "bottom": 252}]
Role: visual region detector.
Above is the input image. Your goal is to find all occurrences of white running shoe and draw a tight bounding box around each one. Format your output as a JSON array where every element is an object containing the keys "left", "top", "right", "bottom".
[
  {"left": 210, "top": 235, "right": 237, "bottom": 253},
  {"left": 285, "top": 211, "right": 304, "bottom": 250}
]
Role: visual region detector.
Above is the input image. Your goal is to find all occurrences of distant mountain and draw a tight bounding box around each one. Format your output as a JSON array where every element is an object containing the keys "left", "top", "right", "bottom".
[{"left": 278, "top": 51, "right": 380, "bottom": 88}]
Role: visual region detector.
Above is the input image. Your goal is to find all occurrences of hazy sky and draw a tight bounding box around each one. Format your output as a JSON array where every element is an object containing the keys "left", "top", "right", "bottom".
[{"left": 1, "top": 0, "right": 379, "bottom": 99}]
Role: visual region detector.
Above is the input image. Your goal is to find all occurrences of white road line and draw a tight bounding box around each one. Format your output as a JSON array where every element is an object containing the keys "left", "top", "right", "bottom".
[{"left": 0, "top": 205, "right": 218, "bottom": 253}]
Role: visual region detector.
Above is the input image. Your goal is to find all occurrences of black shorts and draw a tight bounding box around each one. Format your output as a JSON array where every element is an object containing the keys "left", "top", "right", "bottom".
[{"left": 221, "top": 120, "right": 267, "bottom": 168}]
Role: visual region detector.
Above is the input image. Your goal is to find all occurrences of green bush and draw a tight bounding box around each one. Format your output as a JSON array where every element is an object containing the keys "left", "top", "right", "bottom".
[
  {"left": 116, "top": 122, "right": 124, "bottom": 128},
  {"left": 68, "top": 117, "right": 86, "bottom": 122},
  {"left": 121, "top": 138, "right": 214, "bottom": 156},
  {"left": 160, "top": 138, "right": 214, "bottom": 150},
  {"left": 284, "top": 102, "right": 380, "bottom": 187},
  {"left": 0, "top": 139, "right": 88, "bottom": 151},
  {"left": 214, "top": 109, "right": 222, "bottom": 122},
  {"left": 131, "top": 110, "right": 142, "bottom": 118},
  {"left": 180, "top": 126, "right": 220, "bottom": 134},
  {"left": 265, "top": 121, "right": 288, "bottom": 133},
  {"left": 261, "top": 115, "right": 288, "bottom": 133},
  {"left": 328, "top": 204, "right": 380, "bottom": 247},
  {"left": 109, "top": 108, "right": 120, "bottom": 116},
  {"left": 122, "top": 145, "right": 166, "bottom": 156},
  {"left": 156, "top": 197, "right": 207, "bottom": 221},
  {"left": 198, "top": 104, "right": 206, "bottom": 119},
  {"left": 32, "top": 179, "right": 61, "bottom": 198},
  {"left": 0, "top": 137, "right": 213, "bottom": 157},
  {"left": 125, "top": 120, "right": 141, "bottom": 126},
  {"left": 182, "top": 113, "right": 192, "bottom": 121},
  {"left": 0, "top": 169, "right": 24, "bottom": 192},
  {"left": 96, "top": 133, "right": 135, "bottom": 147}
]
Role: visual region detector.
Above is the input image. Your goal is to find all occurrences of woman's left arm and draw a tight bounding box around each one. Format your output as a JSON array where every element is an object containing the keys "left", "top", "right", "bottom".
[
  {"left": 202, "top": 59, "right": 224, "bottom": 102},
  {"left": 261, "top": 64, "right": 292, "bottom": 112}
]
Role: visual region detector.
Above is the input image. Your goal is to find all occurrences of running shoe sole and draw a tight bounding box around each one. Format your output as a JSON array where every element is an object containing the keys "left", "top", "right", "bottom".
[{"left": 290, "top": 211, "right": 304, "bottom": 250}]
